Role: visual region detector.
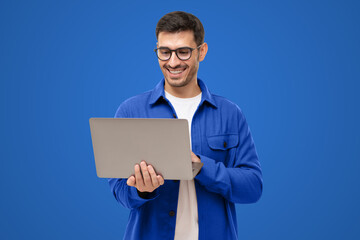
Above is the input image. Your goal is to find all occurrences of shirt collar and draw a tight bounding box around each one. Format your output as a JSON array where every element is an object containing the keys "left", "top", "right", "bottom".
[{"left": 149, "top": 78, "right": 217, "bottom": 108}]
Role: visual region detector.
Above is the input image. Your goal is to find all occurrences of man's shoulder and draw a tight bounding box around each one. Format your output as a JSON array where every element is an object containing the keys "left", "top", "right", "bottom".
[
  {"left": 121, "top": 90, "right": 153, "bottom": 106},
  {"left": 211, "top": 93, "right": 243, "bottom": 113},
  {"left": 114, "top": 90, "right": 153, "bottom": 118}
]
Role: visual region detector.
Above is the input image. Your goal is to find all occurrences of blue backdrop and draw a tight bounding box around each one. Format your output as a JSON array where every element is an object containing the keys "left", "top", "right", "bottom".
[{"left": 1, "top": 0, "right": 359, "bottom": 239}]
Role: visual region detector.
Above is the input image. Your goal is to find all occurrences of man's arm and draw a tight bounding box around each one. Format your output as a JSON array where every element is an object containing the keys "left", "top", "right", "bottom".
[{"left": 194, "top": 108, "right": 263, "bottom": 204}]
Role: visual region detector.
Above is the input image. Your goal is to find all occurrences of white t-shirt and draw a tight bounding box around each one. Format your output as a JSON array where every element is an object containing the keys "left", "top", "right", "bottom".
[{"left": 165, "top": 91, "right": 202, "bottom": 240}]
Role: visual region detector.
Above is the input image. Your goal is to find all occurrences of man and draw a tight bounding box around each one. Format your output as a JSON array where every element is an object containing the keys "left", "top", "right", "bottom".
[{"left": 108, "top": 11, "right": 262, "bottom": 240}]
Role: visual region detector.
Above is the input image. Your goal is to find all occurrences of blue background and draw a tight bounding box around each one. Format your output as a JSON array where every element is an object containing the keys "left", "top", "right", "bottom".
[{"left": 1, "top": 0, "right": 359, "bottom": 239}]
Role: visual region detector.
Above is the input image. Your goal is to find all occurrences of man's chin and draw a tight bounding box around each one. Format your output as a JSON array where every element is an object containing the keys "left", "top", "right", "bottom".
[{"left": 165, "top": 77, "right": 185, "bottom": 87}]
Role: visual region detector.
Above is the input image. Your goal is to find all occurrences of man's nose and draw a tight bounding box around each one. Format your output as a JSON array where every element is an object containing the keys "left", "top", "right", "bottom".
[{"left": 167, "top": 51, "right": 181, "bottom": 68}]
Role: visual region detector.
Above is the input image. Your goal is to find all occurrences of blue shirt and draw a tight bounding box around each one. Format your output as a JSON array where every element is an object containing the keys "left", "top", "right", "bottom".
[{"left": 108, "top": 79, "right": 263, "bottom": 240}]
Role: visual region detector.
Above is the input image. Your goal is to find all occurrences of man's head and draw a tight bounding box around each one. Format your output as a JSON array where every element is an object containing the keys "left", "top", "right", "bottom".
[
  {"left": 155, "top": 11, "right": 208, "bottom": 97},
  {"left": 156, "top": 11, "right": 205, "bottom": 47}
]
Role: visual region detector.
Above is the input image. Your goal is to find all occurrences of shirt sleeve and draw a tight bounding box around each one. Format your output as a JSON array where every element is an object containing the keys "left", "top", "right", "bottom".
[
  {"left": 107, "top": 102, "right": 160, "bottom": 209},
  {"left": 195, "top": 108, "right": 263, "bottom": 204},
  {"left": 108, "top": 178, "right": 159, "bottom": 209}
]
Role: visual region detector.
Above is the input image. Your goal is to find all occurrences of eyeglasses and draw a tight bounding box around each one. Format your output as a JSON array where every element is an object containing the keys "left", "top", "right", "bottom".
[{"left": 154, "top": 45, "right": 202, "bottom": 61}]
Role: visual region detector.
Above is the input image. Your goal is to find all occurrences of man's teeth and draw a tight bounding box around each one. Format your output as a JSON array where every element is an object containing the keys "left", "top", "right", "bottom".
[{"left": 169, "top": 70, "right": 184, "bottom": 74}]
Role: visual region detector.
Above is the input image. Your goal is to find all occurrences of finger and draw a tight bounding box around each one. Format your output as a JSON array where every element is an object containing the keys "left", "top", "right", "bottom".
[
  {"left": 140, "top": 161, "right": 151, "bottom": 186},
  {"left": 190, "top": 152, "right": 201, "bottom": 163},
  {"left": 127, "top": 176, "right": 136, "bottom": 187},
  {"left": 134, "top": 164, "right": 144, "bottom": 187},
  {"left": 157, "top": 175, "right": 164, "bottom": 185},
  {"left": 147, "top": 165, "right": 159, "bottom": 187}
]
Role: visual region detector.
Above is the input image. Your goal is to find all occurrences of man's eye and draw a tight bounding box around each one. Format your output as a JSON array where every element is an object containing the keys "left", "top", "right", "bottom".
[
  {"left": 178, "top": 50, "right": 191, "bottom": 56},
  {"left": 160, "top": 50, "right": 170, "bottom": 54}
]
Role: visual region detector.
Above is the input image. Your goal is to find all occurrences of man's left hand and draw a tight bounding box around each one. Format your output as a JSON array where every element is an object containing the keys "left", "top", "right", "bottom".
[{"left": 191, "top": 151, "right": 201, "bottom": 163}]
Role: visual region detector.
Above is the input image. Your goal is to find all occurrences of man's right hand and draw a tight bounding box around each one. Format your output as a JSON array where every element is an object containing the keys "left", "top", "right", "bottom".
[{"left": 126, "top": 161, "right": 164, "bottom": 193}]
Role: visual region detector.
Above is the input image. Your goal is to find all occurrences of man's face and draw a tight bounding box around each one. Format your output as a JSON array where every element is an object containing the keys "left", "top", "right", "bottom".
[{"left": 157, "top": 30, "right": 205, "bottom": 89}]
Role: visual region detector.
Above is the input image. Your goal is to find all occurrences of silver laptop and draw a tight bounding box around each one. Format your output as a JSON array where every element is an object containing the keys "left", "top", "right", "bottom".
[{"left": 89, "top": 118, "right": 203, "bottom": 180}]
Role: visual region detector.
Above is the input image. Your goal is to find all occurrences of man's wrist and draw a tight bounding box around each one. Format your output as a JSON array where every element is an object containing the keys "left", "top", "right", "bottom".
[
  {"left": 137, "top": 189, "right": 158, "bottom": 199},
  {"left": 137, "top": 190, "right": 149, "bottom": 199}
]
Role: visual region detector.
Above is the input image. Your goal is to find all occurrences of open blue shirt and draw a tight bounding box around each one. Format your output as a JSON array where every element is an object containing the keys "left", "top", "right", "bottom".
[{"left": 108, "top": 79, "right": 262, "bottom": 240}]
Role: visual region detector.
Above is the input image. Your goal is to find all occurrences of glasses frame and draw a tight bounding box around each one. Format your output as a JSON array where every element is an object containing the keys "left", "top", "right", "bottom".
[{"left": 154, "top": 44, "right": 203, "bottom": 61}]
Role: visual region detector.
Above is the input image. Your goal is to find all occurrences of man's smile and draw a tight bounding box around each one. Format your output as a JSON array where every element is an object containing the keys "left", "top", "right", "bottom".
[
  {"left": 169, "top": 69, "right": 184, "bottom": 74},
  {"left": 166, "top": 66, "right": 187, "bottom": 76}
]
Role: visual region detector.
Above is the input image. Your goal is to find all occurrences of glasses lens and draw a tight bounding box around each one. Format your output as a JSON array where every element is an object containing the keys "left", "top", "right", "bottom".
[
  {"left": 157, "top": 48, "right": 171, "bottom": 60},
  {"left": 176, "top": 48, "right": 191, "bottom": 60}
]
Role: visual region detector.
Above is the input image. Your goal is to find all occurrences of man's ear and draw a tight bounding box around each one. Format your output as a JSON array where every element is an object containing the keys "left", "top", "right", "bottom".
[{"left": 199, "top": 43, "right": 208, "bottom": 62}]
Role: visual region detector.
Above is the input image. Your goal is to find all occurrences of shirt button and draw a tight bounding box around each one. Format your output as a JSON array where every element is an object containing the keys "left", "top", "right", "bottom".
[
  {"left": 223, "top": 141, "right": 227, "bottom": 148},
  {"left": 169, "top": 210, "right": 176, "bottom": 217}
]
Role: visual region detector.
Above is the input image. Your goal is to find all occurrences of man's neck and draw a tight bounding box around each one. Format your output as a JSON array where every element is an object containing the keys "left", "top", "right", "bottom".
[{"left": 164, "top": 79, "right": 202, "bottom": 98}]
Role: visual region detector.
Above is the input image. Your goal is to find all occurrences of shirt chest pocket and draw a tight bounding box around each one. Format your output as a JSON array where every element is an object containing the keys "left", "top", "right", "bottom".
[{"left": 206, "top": 134, "right": 239, "bottom": 163}]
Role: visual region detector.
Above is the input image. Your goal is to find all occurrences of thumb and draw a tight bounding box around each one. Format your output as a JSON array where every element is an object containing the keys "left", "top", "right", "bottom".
[{"left": 127, "top": 176, "right": 136, "bottom": 187}]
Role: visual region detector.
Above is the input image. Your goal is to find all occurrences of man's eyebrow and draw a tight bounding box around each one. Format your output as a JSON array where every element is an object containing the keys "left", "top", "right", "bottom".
[{"left": 158, "top": 46, "right": 191, "bottom": 49}]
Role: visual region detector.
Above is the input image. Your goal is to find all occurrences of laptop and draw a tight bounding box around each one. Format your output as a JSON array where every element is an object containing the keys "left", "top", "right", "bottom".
[{"left": 89, "top": 118, "right": 203, "bottom": 180}]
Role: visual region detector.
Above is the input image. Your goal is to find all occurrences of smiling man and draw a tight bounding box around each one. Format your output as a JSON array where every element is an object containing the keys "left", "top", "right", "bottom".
[{"left": 108, "top": 11, "right": 263, "bottom": 240}]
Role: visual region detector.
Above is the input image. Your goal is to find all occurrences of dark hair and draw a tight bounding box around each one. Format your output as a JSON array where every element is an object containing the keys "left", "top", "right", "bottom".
[{"left": 156, "top": 11, "right": 205, "bottom": 46}]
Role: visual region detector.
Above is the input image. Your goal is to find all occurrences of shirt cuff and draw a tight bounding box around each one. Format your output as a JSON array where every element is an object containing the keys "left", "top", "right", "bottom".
[
  {"left": 129, "top": 185, "right": 160, "bottom": 203},
  {"left": 194, "top": 154, "right": 217, "bottom": 186}
]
